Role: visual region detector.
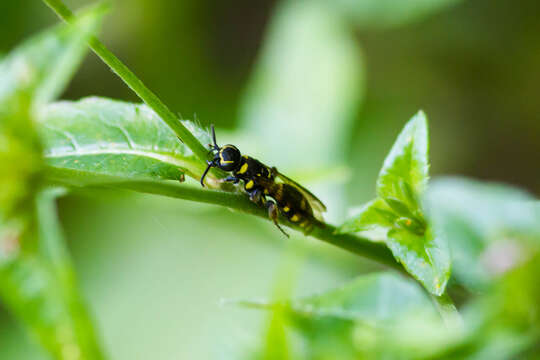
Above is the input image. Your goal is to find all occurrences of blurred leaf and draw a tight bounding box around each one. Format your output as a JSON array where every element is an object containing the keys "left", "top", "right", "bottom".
[
  {"left": 237, "top": 273, "right": 439, "bottom": 359},
  {"left": 236, "top": 272, "right": 434, "bottom": 323},
  {"left": 0, "top": 10, "right": 107, "bottom": 358},
  {"left": 326, "top": 0, "right": 463, "bottom": 29},
  {"left": 0, "top": 5, "right": 106, "bottom": 220},
  {"left": 0, "top": 94, "right": 104, "bottom": 360},
  {"left": 0, "top": 4, "right": 105, "bottom": 107},
  {"left": 420, "top": 254, "right": 540, "bottom": 360},
  {"left": 38, "top": 97, "right": 212, "bottom": 183},
  {"left": 0, "top": 191, "right": 105, "bottom": 360},
  {"left": 260, "top": 310, "right": 292, "bottom": 360},
  {"left": 425, "top": 177, "right": 540, "bottom": 290},
  {"left": 492, "top": 254, "right": 540, "bottom": 334},
  {"left": 309, "top": 256, "right": 540, "bottom": 360},
  {"left": 0, "top": 94, "right": 43, "bottom": 224},
  {"left": 241, "top": 0, "right": 363, "bottom": 166},
  {"left": 244, "top": 241, "right": 305, "bottom": 360},
  {"left": 377, "top": 110, "right": 428, "bottom": 208}
]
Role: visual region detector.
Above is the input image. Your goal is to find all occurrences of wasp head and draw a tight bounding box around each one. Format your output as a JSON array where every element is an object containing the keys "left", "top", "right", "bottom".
[
  {"left": 200, "top": 125, "right": 242, "bottom": 187},
  {"left": 216, "top": 145, "right": 241, "bottom": 171}
]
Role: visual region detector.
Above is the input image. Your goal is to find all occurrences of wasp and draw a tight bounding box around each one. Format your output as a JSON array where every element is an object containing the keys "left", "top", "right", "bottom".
[{"left": 200, "top": 125, "right": 326, "bottom": 237}]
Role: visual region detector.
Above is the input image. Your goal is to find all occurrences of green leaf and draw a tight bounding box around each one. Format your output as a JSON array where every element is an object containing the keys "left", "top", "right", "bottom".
[
  {"left": 338, "top": 198, "right": 396, "bottom": 234},
  {"left": 374, "top": 111, "right": 452, "bottom": 294},
  {"left": 383, "top": 196, "right": 416, "bottom": 219},
  {"left": 37, "top": 97, "right": 212, "bottom": 183},
  {"left": 341, "top": 112, "right": 449, "bottom": 294},
  {"left": 377, "top": 110, "right": 429, "bottom": 208},
  {"left": 387, "top": 227, "right": 450, "bottom": 295},
  {"left": 424, "top": 177, "right": 540, "bottom": 290},
  {"left": 0, "top": 4, "right": 105, "bottom": 106}
]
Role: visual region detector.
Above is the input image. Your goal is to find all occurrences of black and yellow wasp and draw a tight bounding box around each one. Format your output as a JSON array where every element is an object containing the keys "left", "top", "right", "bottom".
[{"left": 200, "top": 125, "right": 326, "bottom": 236}]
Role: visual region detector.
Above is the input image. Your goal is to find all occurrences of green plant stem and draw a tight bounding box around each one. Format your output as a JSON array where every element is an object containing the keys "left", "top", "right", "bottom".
[
  {"left": 36, "top": 190, "right": 106, "bottom": 359},
  {"left": 41, "top": 0, "right": 210, "bottom": 165},
  {"left": 45, "top": 167, "right": 402, "bottom": 272}
]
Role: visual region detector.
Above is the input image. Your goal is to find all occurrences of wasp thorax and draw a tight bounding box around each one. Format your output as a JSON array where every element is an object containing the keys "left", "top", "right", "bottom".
[{"left": 218, "top": 145, "right": 241, "bottom": 171}]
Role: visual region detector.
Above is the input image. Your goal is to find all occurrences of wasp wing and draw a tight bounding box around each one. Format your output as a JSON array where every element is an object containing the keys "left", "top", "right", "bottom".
[{"left": 275, "top": 170, "right": 327, "bottom": 221}]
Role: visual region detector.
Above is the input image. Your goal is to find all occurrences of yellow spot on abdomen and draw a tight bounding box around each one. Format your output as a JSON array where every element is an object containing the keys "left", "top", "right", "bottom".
[
  {"left": 283, "top": 206, "right": 290, "bottom": 213},
  {"left": 290, "top": 214, "right": 300, "bottom": 222},
  {"left": 245, "top": 180, "right": 254, "bottom": 190},
  {"left": 238, "top": 163, "right": 248, "bottom": 174}
]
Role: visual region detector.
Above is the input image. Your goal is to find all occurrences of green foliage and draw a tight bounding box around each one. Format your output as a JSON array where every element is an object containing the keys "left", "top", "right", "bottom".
[
  {"left": 1, "top": 0, "right": 539, "bottom": 359},
  {"left": 0, "top": 8, "right": 107, "bottom": 360},
  {"left": 241, "top": 253, "right": 540, "bottom": 359},
  {"left": 0, "top": 94, "right": 42, "bottom": 226},
  {"left": 238, "top": 273, "right": 440, "bottom": 359},
  {"left": 38, "top": 97, "right": 212, "bottom": 184},
  {"left": 425, "top": 178, "right": 540, "bottom": 291},
  {"left": 0, "top": 6, "right": 104, "bottom": 227},
  {"left": 0, "top": 4, "right": 104, "bottom": 107},
  {"left": 0, "top": 191, "right": 105, "bottom": 360},
  {"left": 339, "top": 112, "right": 450, "bottom": 296}
]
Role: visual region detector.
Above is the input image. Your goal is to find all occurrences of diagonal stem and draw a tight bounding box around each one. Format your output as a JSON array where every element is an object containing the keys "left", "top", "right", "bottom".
[{"left": 41, "top": 0, "right": 210, "bottom": 165}]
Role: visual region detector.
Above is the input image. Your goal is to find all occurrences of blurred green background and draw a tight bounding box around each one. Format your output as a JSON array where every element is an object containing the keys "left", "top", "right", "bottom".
[{"left": 1, "top": 0, "right": 539, "bottom": 358}]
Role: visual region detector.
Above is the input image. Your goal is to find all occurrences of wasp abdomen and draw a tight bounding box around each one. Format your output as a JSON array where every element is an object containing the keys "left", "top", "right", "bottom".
[{"left": 269, "top": 183, "right": 314, "bottom": 231}]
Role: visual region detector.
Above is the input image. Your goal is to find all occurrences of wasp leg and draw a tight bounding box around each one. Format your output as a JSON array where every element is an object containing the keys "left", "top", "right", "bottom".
[
  {"left": 266, "top": 200, "right": 289, "bottom": 238},
  {"left": 248, "top": 188, "right": 263, "bottom": 205},
  {"left": 221, "top": 175, "right": 240, "bottom": 184}
]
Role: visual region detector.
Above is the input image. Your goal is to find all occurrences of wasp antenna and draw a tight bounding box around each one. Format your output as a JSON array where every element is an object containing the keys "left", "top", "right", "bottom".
[
  {"left": 210, "top": 124, "right": 219, "bottom": 149},
  {"left": 200, "top": 160, "right": 214, "bottom": 187},
  {"left": 276, "top": 223, "right": 290, "bottom": 238}
]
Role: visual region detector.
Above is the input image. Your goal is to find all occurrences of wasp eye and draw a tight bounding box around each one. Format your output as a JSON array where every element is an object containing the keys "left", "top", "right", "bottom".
[{"left": 218, "top": 145, "right": 241, "bottom": 171}]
